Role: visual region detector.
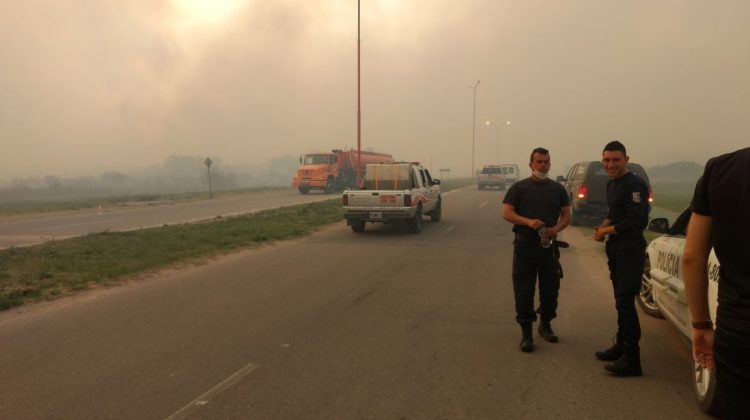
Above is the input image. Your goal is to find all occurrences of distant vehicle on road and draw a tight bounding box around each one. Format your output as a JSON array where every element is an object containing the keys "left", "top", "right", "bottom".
[
  {"left": 477, "top": 164, "right": 520, "bottom": 190},
  {"left": 556, "top": 161, "right": 652, "bottom": 226},
  {"left": 293, "top": 149, "right": 394, "bottom": 194},
  {"left": 342, "top": 162, "right": 441, "bottom": 233},
  {"left": 639, "top": 207, "right": 720, "bottom": 415}
]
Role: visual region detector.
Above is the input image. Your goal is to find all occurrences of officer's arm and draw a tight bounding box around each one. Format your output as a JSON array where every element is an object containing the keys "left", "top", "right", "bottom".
[
  {"left": 682, "top": 212, "right": 715, "bottom": 370},
  {"left": 503, "top": 203, "right": 543, "bottom": 229},
  {"left": 682, "top": 213, "right": 713, "bottom": 326}
]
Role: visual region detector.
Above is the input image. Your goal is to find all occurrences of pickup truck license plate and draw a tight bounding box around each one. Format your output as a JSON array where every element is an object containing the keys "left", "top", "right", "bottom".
[{"left": 369, "top": 212, "right": 382, "bottom": 219}]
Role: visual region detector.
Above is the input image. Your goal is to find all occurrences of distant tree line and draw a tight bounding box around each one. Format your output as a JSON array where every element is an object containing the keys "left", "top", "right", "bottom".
[{"left": 0, "top": 154, "right": 300, "bottom": 203}]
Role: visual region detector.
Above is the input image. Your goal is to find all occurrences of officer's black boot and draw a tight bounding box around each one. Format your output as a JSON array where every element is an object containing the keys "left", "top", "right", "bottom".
[
  {"left": 519, "top": 323, "right": 534, "bottom": 353},
  {"left": 604, "top": 345, "right": 642, "bottom": 377},
  {"left": 595, "top": 336, "right": 623, "bottom": 361},
  {"left": 538, "top": 320, "right": 558, "bottom": 343}
]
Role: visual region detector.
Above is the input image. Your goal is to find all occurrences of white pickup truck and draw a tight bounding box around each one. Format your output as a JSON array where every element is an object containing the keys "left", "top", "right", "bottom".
[
  {"left": 477, "top": 164, "right": 520, "bottom": 190},
  {"left": 343, "top": 162, "right": 442, "bottom": 233}
]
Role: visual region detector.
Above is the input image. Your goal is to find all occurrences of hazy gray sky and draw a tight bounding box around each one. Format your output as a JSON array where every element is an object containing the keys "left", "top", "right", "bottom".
[{"left": 2, "top": 0, "right": 749, "bottom": 180}]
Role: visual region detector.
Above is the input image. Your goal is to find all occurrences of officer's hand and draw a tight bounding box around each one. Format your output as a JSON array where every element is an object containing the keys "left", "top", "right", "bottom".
[
  {"left": 692, "top": 329, "right": 715, "bottom": 371},
  {"left": 592, "top": 227, "right": 605, "bottom": 242},
  {"left": 527, "top": 219, "right": 545, "bottom": 230},
  {"left": 543, "top": 227, "right": 558, "bottom": 238}
]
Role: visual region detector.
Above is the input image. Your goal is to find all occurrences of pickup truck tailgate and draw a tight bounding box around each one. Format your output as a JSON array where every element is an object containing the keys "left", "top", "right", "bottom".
[{"left": 346, "top": 192, "right": 406, "bottom": 208}]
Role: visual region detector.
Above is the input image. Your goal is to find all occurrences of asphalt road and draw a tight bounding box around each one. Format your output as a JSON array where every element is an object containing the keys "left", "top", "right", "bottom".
[
  {"left": 0, "top": 188, "right": 332, "bottom": 248},
  {"left": 0, "top": 187, "right": 710, "bottom": 419}
]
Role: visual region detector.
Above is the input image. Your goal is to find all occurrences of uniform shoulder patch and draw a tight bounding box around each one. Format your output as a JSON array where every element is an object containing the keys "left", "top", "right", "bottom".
[{"left": 632, "top": 192, "right": 641, "bottom": 203}]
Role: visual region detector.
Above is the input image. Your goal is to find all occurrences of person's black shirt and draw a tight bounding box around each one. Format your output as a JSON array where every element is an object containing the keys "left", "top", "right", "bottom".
[
  {"left": 503, "top": 177, "right": 569, "bottom": 237},
  {"left": 691, "top": 147, "right": 750, "bottom": 333},
  {"left": 606, "top": 171, "right": 650, "bottom": 238}
]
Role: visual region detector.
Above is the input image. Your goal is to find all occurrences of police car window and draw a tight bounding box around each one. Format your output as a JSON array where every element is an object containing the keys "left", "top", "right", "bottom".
[{"left": 424, "top": 170, "right": 433, "bottom": 184}]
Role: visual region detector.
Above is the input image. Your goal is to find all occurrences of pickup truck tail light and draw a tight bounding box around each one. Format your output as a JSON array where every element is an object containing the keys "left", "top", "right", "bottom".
[
  {"left": 648, "top": 190, "right": 654, "bottom": 203},
  {"left": 342, "top": 194, "right": 349, "bottom": 206},
  {"left": 577, "top": 184, "right": 588, "bottom": 199},
  {"left": 404, "top": 194, "right": 412, "bottom": 207}
]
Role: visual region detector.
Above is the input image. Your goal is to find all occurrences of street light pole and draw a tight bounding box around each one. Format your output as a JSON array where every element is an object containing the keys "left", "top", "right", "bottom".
[
  {"left": 470, "top": 80, "right": 480, "bottom": 178},
  {"left": 356, "top": 0, "right": 362, "bottom": 187}
]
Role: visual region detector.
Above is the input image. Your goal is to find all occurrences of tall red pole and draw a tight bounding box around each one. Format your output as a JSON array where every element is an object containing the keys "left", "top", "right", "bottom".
[{"left": 356, "top": 0, "right": 362, "bottom": 187}]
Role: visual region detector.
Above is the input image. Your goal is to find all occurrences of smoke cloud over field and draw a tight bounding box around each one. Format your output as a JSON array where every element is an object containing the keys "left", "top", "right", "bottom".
[{"left": 2, "top": 0, "right": 749, "bottom": 183}]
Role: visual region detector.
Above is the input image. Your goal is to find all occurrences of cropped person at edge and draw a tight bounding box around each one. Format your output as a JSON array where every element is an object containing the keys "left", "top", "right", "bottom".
[
  {"left": 502, "top": 147, "right": 570, "bottom": 352},
  {"left": 683, "top": 147, "right": 750, "bottom": 419}
]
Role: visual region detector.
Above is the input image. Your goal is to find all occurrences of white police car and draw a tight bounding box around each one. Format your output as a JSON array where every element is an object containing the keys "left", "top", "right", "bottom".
[{"left": 638, "top": 207, "right": 721, "bottom": 415}]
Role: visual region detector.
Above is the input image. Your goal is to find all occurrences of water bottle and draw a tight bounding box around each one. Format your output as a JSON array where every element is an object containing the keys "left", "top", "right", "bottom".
[{"left": 538, "top": 227, "right": 552, "bottom": 248}]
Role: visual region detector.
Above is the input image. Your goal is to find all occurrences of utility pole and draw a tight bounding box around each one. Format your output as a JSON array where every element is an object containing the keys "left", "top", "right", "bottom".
[{"left": 470, "top": 80, "right": 480, "bottom": 177}]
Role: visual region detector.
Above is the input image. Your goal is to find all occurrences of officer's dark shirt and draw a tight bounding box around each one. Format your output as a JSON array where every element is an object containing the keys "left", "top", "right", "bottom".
[
  {"left": 503, "top": 177, "right": 569, "bottom": 237},
  {"left": 691, "top": 147, "right": 750, "bottom": 334},
  {"left": 606, "top": 171, "right": 650, "bottom": 239}
]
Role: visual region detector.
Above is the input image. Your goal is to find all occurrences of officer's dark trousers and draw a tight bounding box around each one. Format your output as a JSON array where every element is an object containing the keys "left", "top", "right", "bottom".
[
  {"left": 512, "top": 239, "right": 560, "bottom": 324},
  {"left": 605, "top": 237, "right": 646, "bottom": 348},
  {"left": 715, "top": 322, "right": 750, "bottom": 419}
]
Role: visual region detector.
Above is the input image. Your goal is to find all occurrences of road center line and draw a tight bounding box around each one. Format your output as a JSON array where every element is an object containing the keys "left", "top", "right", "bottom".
[
  {"left": 440, "top": 225, "right": 455, "bottom": 236},
  {"left": 165, "top": 362, "right": 259, "bottom": 420},
  {"left": 478, "top": 201, "right": 488, "bottom": 209}
]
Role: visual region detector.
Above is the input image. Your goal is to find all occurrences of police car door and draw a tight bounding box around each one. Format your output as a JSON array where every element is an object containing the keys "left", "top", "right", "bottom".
[{"left": 649, "top": 212, "right": 691, "bottom": 336}]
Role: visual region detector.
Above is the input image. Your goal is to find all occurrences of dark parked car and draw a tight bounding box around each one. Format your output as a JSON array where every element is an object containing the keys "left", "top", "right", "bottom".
[{"left": 556, "top": 161, "right": 652, "bottom": 226}]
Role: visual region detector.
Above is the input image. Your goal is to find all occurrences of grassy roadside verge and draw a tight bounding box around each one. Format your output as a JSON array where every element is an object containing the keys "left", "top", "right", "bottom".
[
  {"left": 0, "top": 179, "right": 474, "bottom": 311},
  {"left": 0, "top": 199, "right": 342, "bottom": 310}
]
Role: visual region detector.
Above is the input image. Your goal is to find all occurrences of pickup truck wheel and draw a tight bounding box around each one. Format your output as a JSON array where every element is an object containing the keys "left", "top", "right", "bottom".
[
  {"left": 350, "top": 220, "right": 366, "bottom": 233},
  {"left": 693, "top": 360, "right": 721, "bottom": 416},
  {"left": 430, "top": 199, "right": 442, "bottom": 222},
  {"left": 637, "top": 255, "right": 664, "bottom": 318},
  {"left": 298, "top": 187, "right": 311, "bottom": 194},
  {"left": 408, "top": 207, "right": 422, "bottom": 233}
]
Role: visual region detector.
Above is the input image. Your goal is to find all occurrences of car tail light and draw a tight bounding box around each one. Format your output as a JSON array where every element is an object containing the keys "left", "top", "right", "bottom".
[
  {"left": 404, "top": 194, "right": 412, "bottom": 207},
  {"left": 577, "top": 184, "right": 588, "bottom": 199},
  {"left": 343, "top": 194, "right": 349, "bottom": 206},
  {"left": 648, "top": 190, "right": 654, "bottom": 203}
]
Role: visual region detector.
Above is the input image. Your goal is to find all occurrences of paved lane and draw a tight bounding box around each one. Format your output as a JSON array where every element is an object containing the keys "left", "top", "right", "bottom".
[
  {"left": 0, "top": 186, "right": 709, "bottom": 419},
  {"left": 0, "top": 188, "right": 332, "bottom": 248}
]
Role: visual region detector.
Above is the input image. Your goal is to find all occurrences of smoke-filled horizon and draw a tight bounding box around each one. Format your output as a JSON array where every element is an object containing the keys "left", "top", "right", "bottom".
[{"left": 1, "top": 0, "right": 748, "bottom": 181}]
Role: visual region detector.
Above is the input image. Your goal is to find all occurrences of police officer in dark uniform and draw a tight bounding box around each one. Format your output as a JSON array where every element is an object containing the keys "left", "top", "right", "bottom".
[
  {"left": 503, "top": 147, "right": 571, "bottom": 352},
  {"left": 683, "top": 147, "right": 750, "bottom": 418},
  {"left": 593, "top": 140, "right": 650, "bottom": 376}
]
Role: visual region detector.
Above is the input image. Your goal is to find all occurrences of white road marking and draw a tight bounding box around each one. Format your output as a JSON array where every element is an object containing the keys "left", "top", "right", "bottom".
[
  {"left": 478, "top": 201, "right": 488, "bottom": 209},
  {"left": 165, "top": 362, "right": 259, "bottom": 420},
  {"left": 440, "top": 225, "right": 455, "bottom": 236}
]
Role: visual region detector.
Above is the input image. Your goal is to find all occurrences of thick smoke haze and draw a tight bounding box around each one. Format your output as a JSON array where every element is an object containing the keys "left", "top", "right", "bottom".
[{"left": 1, "top": 0, "right": 749, "bottom": 182}]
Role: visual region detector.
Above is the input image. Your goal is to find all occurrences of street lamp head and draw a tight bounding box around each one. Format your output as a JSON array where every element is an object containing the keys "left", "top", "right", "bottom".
[{"left": 506, "top": 121, "right": 511, "bottom": 126}]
